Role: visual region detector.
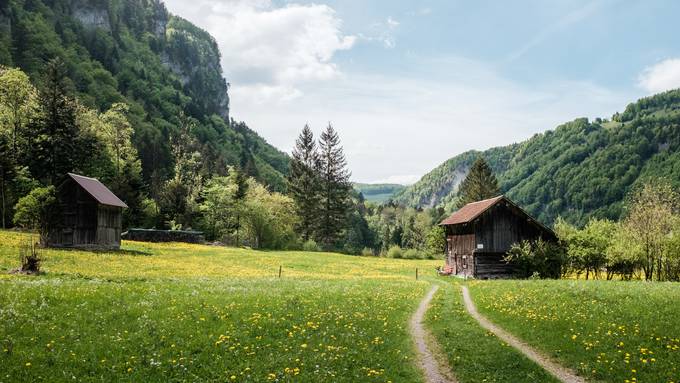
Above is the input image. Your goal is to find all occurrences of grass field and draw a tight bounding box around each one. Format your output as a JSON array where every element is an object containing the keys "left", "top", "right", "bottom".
[
  {"left": 425, "top": 281, "right": 560, "bottom": 383},
  {"left": 5, "top": 229, "right": 680, "bottom": 383},
  {"left": 0, "top": 230, "right": 439, "bottom": 382},
  {"left": 469, "top": 280, "right": 680, "bottom": 383}
]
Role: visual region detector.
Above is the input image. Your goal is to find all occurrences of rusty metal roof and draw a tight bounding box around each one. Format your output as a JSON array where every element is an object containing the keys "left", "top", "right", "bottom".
[
  {"left": 68, "top": 173, "right": 128, "bottom": 208},
  {"left": 439, "top": 195, "right": 504, "bottom": 225}
]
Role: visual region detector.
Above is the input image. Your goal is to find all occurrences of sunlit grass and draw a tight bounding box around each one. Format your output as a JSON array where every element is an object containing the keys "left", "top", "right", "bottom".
[
  {"left": 425, "top": 280, "right": 559, "bottom": 383},
  {"left": 0, "top": 230, "right": 439, "bottom": 382},
  {"left": 469, "top": 280, "right": 680, "bottom": 383}
]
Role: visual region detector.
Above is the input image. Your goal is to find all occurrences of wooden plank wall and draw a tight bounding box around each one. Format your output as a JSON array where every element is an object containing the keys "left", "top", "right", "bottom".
[
  {"left": 473, "top": 203, "right": 543, "bottom": 253},
  {"left": 447, "top": 234, "right": 475, "bottom": 276},
  {"left": 95, "top": 206, "right": 122, "bottom": 248},
  {"left": 474, "top": 253, "right": 513, "bottom": 278}
]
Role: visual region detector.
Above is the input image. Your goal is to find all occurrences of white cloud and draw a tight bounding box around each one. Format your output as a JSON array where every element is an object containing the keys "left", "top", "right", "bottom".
[
  {"left": 358, "top": 16, "right": 400, "bottom": 49},
  {"left": 160, "top": 2, "right": 635, "bottom": 184},
  {"left": 230, "top": 57, "right": 634, "bottom": 184},
  {"left": 638, "top": 58, "right": 680, "bottom": 94},
  {"left": 163, "top": 0, "right": 355, "bottom": 101}
]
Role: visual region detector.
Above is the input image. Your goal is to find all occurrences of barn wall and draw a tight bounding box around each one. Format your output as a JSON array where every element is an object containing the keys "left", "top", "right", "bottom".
[
  {"left": 49, "top": 179, "right": 97, "bottom": 247},
  {"left": 446, "top": 234, "right": 475, "bottom": 276},
  {"left": 95, "top": 205, "right": 122, "bottom": 248},
  {"left": 473, "top": 203, "right": 544, "bottom": 253},
  {"left": 49, "top": 179, "right": 122, "bottom": 249},
  {"left": 474, "top": 253, "right": 513, "bottom": 279}
]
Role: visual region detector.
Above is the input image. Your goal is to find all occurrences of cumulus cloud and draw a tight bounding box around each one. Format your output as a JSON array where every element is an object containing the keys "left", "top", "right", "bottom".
[
  {"left": 230, "top": 58, "right": 634, "bottom": 183},
  {"left": 163, "top": 0, "right": 356, "bottom": 101},
  {"left": 638, "top": 58, "right": 680, "bottom": 94}
]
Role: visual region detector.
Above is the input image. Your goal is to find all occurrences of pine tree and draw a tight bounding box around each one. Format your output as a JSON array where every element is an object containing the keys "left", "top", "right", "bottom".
[
  {"left": 317, "top": 124, "right": 351, "bottom": 248},
  {"left": 287, "top": 125, "right": 321, "bottom": 241},
  {"left": 456, "top": 157, "right": 500, "bottom": 208},
  {"left": 230, "top": 166, "right": 248, "bottom": 246},
  {"left": 28, "top": 58, "right": 84, "bottom": 185}
]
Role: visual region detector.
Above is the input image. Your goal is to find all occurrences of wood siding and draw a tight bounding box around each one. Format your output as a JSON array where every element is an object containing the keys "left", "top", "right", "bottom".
[
  {"left": 473, "top": 202, "right": 546, "bottom": 253},
  {"left": 447, "top": 234, "right": 475, "bottom": 277},
  {"left": 474, "top": 253, "right": 513, "bottom": 279},
  {"left": 49, "top": 179, "right": 123, "bottom": 249},
  {"left": 441, "top": 197, "right": 556, "bottom": 279}
]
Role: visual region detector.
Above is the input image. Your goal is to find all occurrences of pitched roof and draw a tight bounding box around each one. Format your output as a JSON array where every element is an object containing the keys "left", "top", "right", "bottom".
[
  {"left": 68, "top": 173, "right": 128, "bottom": 208},
  {"left": 439, "top": 195, "right": 504, "bottom": 225}
]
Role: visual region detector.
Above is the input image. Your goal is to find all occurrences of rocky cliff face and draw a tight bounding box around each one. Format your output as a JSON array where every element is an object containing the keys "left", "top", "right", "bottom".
[{"left": 70, "top": 1, "right": 229, "bottom": 120}]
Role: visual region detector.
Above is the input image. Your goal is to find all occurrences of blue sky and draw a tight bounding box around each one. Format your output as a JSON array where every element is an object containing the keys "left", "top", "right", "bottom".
[{"left": 164, "top": 0, "right": 680, "bottom": 184}]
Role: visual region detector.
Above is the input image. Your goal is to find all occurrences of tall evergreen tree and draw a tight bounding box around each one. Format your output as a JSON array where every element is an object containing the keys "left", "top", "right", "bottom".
[
  {"left": 317, "top": 124, "right": 351, "bottom": 248},
  {"left": 0, "top": 134, "right": 15, "bottom": 228},
  {"left": 456, "top": 157, "right": 500, "bottom": 208},
  {"left": 287, "top": 125, "right": 321, "bottom": 241},
  {"left": 28, "top": 58, "right": 84, "bottom": 185},
  {"left": 230, "top": 166, "right": 249, "bottom": 246}
]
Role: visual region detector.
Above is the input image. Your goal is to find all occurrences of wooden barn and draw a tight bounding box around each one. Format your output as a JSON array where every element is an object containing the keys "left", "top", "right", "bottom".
[
  {"left": 48, "top": 173, "right": 127, "bottom": 249},
  {"left": 439, "top": 195, "right": 556, "bottom": 279}
]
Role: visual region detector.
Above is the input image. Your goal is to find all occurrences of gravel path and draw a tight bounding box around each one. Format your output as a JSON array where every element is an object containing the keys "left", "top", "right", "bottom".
[
  {"left": 461, "top": 286, "right": 586, "bottom": 383},
  {"left": 410, "top": 285, "right": 457, "bottom": 383}
]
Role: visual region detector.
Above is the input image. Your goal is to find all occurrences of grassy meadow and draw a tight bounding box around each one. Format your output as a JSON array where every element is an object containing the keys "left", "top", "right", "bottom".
[
  {"left": 0, "top": 230, "right": 439, "bottom": 382},
  {"left": 5, "top": 229, "right": 680, "bottom": 383},
  {"left": 425, "top": 281, "right": 560, "bottom": 383},
  {"left": 468, "top": 280, "right": 680, "bottom": 383}
]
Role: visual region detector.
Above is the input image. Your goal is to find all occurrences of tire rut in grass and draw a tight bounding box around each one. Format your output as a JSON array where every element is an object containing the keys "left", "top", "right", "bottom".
[
  {"left": 410, "top": 285, "right": 457, "bottom": 383},
  {"left": 461, "top": 285, "right": 585, "bottom": 383}
]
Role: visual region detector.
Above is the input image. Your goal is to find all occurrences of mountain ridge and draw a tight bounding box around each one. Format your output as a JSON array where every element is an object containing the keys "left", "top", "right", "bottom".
[
  {"left": 0, "top": 0, "right": 289, "bottom": 190},
  {"left": 393, "top": 89, "right": 680, "bottom": 227}
]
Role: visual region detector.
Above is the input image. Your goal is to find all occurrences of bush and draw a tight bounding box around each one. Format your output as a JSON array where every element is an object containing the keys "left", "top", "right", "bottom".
[
  {"left": 302, "top": 239, "right": 321, "bottom": 252},
  {"left": 387, "top": 245, "right": 403, "bottom": 259},
  {"left": 13, "top": 186, "right": 57, "bottom": 246},
  {"left": 403, "top": 249, "right": 423, "bottom": 259},
  {"left": 19, "top": 241, "right": 41, "bottom": 274},
  {"left": 361, "top": 247, "right": 374, "bottom": 256},
  {"left": 504, "top": 239, "right": 567, "bottom": 279}
]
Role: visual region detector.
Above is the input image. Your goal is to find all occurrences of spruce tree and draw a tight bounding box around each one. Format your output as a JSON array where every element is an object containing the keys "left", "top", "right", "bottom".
[
  {"left": 456, "top": 157, "right": 500, "bottom": 208},
  {"left": 28, "top": 58, "right": 83, "bottom": 185},
  {"left": 287, "top": 125, "right": 321, "bottom": 241},
  {"left": 317, "top": 124, "right": 351, "bottom": 248},
  {"left": 230, "top": 166, "right": 249, "bottom": 246}
]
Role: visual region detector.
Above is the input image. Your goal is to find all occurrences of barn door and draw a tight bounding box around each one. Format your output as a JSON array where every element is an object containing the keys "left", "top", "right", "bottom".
[{"left": 448, "top": 234, "right": 475, "bottom": 275}]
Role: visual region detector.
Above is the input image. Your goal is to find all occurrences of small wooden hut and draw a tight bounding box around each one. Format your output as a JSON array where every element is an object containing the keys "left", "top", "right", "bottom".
[
  {"left": 439, "top": 195, "right": 556, "bottom": 279},
  {"left": 48, "top": 173, "right": 127, "bottom": 249}
]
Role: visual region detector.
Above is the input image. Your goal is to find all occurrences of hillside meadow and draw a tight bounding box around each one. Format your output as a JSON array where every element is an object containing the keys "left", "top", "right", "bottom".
[
  {"left": 4, "top": 230, "right": 680, "bottom": 382},
  {"left": 0, "top": 230, "right": 439, "bottom": 382}
]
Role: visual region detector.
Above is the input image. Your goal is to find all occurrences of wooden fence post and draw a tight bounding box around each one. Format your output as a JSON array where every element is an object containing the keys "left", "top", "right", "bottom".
[
  {"left": 278, "top": 265, "right": 282, "bottom": 278},
  {"left": 416, "top": 268, "right": 419, "bottom": 280}
]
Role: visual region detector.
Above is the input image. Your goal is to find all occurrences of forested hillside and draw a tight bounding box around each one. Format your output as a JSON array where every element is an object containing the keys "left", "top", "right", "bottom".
[
  {"left": 353, "top": 183, "right": 405, "bottom": 203},
  {"left": 0, "top": 0, "right": 288, "bottom": 192},
  {"left": 393, "top": 89, "right": 680, "bottom": 226}
]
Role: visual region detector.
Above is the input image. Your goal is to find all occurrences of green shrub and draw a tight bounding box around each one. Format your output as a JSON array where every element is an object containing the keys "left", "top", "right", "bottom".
[
  {"left": 361, "top": 247, "right": 374, "bottom": 256},
  {"left": 13, "top": 186, "right": 57, "bottom": 246},
  {"left": 387, "top": 245, "right": 403, "bottom": 259},
  {"left": 403, "top": 249, "right": 422, "bottom": 259},
  {"left": 302, "top": 239, "right": 321, "bottom": 252}
]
